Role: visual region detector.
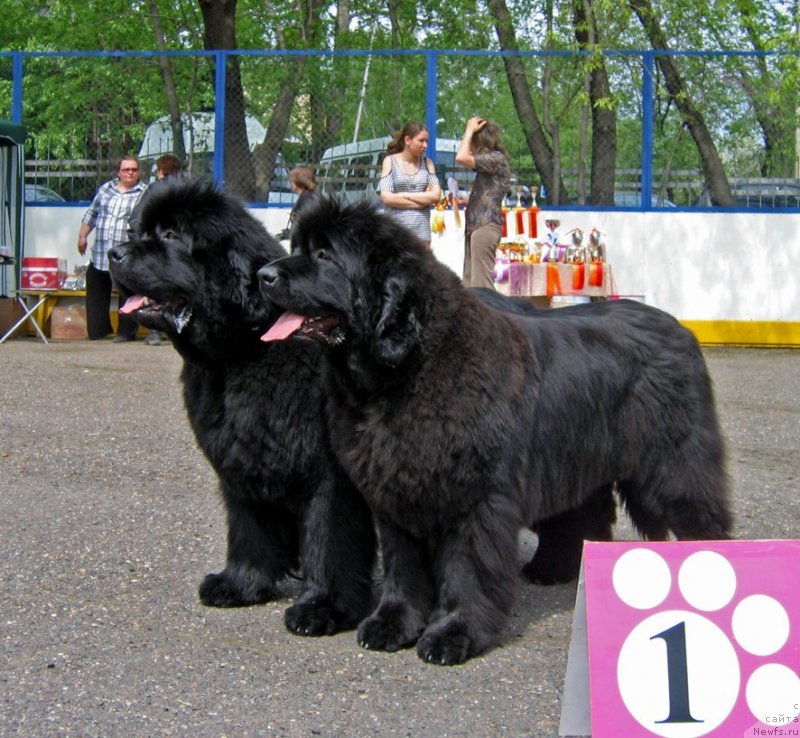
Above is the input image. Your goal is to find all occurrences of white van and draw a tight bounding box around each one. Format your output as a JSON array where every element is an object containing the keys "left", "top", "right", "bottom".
[
  {"left": 139, "top": 113, "right": 295, "bottom": 204},
  {"left": 317, "top": 136, "right": 469, "bottom": 203}
]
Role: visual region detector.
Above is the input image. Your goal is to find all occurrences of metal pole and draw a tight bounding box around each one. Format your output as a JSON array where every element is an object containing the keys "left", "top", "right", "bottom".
[
  {"left": 640, "top": 51, "right": 655, "bottom": 210},
  {"left": 213, "top": 51, "right": 226, "bottom": 189},
  {"left": 353, "top": 27, "right": 378, "bottom": 144},
  {"left": 796, "top": 1, "right": 800, "bottom": 177},
  {"left": 425, "top": 50, "right": 438, "bottom": 161}
]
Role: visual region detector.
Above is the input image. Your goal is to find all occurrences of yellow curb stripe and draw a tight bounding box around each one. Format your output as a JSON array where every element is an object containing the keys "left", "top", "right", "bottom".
[{"left": 681, "top": 321, "right": 800, "bottom": 348}]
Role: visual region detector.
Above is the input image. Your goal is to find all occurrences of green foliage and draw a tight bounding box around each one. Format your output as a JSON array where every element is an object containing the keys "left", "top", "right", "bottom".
[{"left": 3, "top": 0, "right": 799, "bottom": 197}]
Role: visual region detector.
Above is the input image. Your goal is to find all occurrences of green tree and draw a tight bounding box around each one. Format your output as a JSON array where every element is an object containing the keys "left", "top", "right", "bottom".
[
  {"left": 3, "top": 0, "right": 799, "bottom": 203},
  {"left": 487, "top": 0, "right": 569, "bottom": 203},
  {"left": 629, "top": 0, "right": 734, "bottom": 205},
  {"left": 199, "top": 0, "right": 256, "bottom": 197},
  {"left": 705, "top": 0, "right": 800, "bottom": 177},
  {"left": 148, "top": 0, "right": 187, "bottom": 164},
  {"left": 573, "top": 0, "right": 617, "bottom": 206}
]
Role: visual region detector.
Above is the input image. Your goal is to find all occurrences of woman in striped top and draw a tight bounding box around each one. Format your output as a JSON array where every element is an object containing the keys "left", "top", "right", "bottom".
[{"left": 377, "top": 121, "right": 442, "bottom": 248}]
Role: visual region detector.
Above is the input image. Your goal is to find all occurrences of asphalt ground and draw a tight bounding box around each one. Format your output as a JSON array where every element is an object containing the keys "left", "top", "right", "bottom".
[{"left": 1, "top": 338, "right": 798, "bottom": 738}]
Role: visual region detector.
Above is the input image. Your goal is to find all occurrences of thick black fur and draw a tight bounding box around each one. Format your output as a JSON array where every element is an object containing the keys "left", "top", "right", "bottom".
[
  {"left": 257, "top": 197, "right": 732, "bottom": 665},
  {"left": 470, "top": 290, "right": 615, "bottom": 585},
  {"left": 107, "top": 180, "right": 376, "bottom": 636}
]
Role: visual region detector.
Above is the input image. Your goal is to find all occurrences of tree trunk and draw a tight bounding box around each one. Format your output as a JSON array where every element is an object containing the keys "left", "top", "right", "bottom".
[
  {"left": 148, "top": 0, "right": 186, "bottom": 165},
  {"left": 323, "top": 0, "right": 352, "bottom": 154},
  {"left": 253, "top": 60, "right": 306, "bottom": 198},
  {"left": 486, "top": 0, "right": 569, "bottom": 204},
  {"left": 574, "top": 0, "right": 616, "bottom": 206},
  {"left": 387, "top": 0, "right": 403, "bottom": 132},
  {"left": 297, "top": 0, "right": 327, "bottom": 166},
  {"left": 198, "top": 0, "right": 256, "bottom": 199},
  {"left": 629, "top": 0, "right": 733, "bottom": 205},
  {"left": 254, "top": 0, "right": 328, "bottom": 197}
]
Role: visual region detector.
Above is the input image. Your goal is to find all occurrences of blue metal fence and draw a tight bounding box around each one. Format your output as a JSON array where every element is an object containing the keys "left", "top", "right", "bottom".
[{"left": 2, "top": 47, "right": 798, "bottom": 211}]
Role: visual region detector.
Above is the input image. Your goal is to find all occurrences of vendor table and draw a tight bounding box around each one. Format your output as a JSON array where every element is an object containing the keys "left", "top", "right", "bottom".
[
  {"left": 0, "top": 289, "right": 86, "bottom": 344},
  {"left": 503, "top": 262, "right": 615, "bottom": 298}
]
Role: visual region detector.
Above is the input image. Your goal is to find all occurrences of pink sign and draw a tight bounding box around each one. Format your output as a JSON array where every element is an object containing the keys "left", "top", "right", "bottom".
[{"left": 583, "top": 540, "right": 800, "bottom": 737}]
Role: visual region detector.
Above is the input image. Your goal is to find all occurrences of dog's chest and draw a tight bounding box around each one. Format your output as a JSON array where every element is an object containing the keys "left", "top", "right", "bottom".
[
  {"left": 331, "top": 391, "right": 499, "bottom": 531},
  {"left": 181, "top": 359, "right": 320, "bottom": 499}
]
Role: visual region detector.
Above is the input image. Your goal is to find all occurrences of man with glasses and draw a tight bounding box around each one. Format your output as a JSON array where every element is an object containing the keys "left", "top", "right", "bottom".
[{"left": 77, "top": 155, "right": 147, "bottom": 341}]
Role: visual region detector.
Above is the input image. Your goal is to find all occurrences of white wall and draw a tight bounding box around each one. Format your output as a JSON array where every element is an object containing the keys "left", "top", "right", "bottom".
[
  {"left": 22, "top": 203, "right": 291, "bottom": 272},
  {"left": 21, "top": 205, "right": 800, "bottom": 323},
  {"left": 537, "top": 209, "right": 799, "bottom": 323},
  {"left": 435, "top": 209, "right": 799, "bottom": 323}
]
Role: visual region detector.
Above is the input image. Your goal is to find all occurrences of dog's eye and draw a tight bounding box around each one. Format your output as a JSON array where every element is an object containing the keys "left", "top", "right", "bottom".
[
  {"left": 162, "top": 230, "right": 180, "bottom": 242},
  {"left": 314, "top": 249, "right": 331, "bottom": 262}
]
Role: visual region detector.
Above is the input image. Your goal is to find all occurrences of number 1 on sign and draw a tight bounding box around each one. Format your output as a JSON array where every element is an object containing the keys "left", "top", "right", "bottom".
[{"left": 651, "top": 621, "right": 703, "bottom": 725}]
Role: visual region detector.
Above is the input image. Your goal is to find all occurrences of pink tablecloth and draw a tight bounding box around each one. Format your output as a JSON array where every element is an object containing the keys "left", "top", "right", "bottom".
[{"left": 504, "top": 262, "right": 615, "bottom": 298}]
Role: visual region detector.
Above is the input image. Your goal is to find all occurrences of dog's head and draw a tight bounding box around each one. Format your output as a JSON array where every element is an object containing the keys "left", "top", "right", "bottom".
[
  {"left": 258, "top": 196, "right": 457, "bottom": 373},
  {"left": 108, "top": 179, "right": 286, "bottom": 356}
]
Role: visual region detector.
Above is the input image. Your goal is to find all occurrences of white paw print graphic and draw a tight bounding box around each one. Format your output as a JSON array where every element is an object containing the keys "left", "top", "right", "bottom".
[{"left": 611, "top": 548, "right": 800, "bottom": 737}]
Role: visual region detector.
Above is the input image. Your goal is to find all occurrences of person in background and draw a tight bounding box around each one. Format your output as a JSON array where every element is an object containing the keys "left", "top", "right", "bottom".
[
  {"left": 127, "top": 154, "right": 181, "bottom": 239},
  {"left": 78, "top": 154, "right": 147, "bottom": 341},
  {"left": 455, "top": 116, "right": 511, "bottom": 289},
  {"left": 126, "top": 153, "right": 183, "bottom": 346},
  {"left": 277, "top": 166, "right": 321, "bottom": 241},
  {"left": 377, "top": 120, "right": 442, "bottom": 248},
  {"left": 289, "top": 166, "right": 319, "bottom": 214}
]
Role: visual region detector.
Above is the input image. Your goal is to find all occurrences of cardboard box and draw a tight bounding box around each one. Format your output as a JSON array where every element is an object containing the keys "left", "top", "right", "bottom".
[
  {"left": 21, "top": 257, "right": 68, "bottom": 291},
  {"left": 0, "top": 297, "right": 26, "bottom": 339},
  {"left": 50, "top": 305, "right": 88, "bottom": 340}
]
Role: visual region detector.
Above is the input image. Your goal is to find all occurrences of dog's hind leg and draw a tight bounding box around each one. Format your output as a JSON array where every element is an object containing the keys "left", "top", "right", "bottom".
[
  {"left": 199, "top": 493, "right": 297, "bottom": 607},
  {"left": 522, "top": 484, "right": 617, "bottom": 585},
  {"left": 285, "top": 478, "right": 377, "bottom": 636},
  {"left": 615, "top": 479, "right": 671, "bottom": 541}
]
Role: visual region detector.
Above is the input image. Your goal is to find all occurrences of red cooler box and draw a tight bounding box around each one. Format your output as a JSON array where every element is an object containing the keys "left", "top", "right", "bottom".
[{"left": 21, "top": 257, "right": 68, "bottom": 290}]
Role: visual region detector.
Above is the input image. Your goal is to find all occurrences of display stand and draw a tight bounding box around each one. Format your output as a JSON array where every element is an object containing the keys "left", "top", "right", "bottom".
[{"left": 0, "top": 292, "right": 49, "bottom": 343}]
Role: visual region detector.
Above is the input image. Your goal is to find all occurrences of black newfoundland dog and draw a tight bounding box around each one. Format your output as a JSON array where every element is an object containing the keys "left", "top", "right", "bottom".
[
  {"left": 258, "top": 197, "right": 732, "bottom": 665},
  {"left": 107, "top": 180, "right": 376, "bottom": 636}
]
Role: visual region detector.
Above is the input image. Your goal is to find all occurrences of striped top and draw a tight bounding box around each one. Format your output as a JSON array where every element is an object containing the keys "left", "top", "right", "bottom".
[{"left": 377, "top": 155, "right": 440, "bottom": 241}]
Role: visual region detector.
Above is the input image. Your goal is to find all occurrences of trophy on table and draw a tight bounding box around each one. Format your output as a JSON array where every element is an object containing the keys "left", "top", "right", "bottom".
[
  {"left": 589, "top": 228, "right": 606, "bottom": 262},
  {"left": 565, "top": 228, "right": 587, "bottom": 263},
  {"left": 542, "top": 218, "right": 561, "bottom": 262}
]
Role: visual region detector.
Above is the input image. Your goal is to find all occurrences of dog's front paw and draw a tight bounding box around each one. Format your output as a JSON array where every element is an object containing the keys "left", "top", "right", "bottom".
[
  {"left": 357, "top": 607, "right": 422, "bottom": 652},
  {"left": 284, "top": 597, "right": 344, "bottom": 637},
  {"left": 198, "top": 570, "right": 274, "bottom": 607},
  {"left": 416, "top": 623, "right": 474, "bottom": 666}
]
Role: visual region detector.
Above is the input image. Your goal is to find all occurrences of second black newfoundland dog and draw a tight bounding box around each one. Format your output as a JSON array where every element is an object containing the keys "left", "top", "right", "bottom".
[
  {"left": 108, "top": 180, "right": 376, "bottom": 636},
  {"left": 258, "top": 197, "right": 732, "bottom": 665}
]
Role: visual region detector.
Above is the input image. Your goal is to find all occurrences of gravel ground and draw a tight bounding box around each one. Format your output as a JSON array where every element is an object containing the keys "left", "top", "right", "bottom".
[{"left": 1, "top": 339, "right": 798, "bottom": 738}]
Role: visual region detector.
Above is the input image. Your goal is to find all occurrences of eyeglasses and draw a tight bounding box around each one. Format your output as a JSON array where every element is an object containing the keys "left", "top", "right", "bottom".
[{"left": 120, "top": 167, "right": 139, "bottom": 173}]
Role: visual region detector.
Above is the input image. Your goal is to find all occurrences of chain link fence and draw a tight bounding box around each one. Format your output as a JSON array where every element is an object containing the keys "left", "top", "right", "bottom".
[{"left": 2, "top": 48, "right": 799, "bottom": 209}]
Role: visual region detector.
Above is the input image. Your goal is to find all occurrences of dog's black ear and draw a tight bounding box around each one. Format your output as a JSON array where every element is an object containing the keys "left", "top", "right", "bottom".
[
  {"left": 227, "top": 250, "right": 252, "bottom": 303},
  {"left": 372, "top": 274, "right": 420, "bottom": 367},
  {"left": 226, "top": 249, "right": 269, "bottom": 325}
]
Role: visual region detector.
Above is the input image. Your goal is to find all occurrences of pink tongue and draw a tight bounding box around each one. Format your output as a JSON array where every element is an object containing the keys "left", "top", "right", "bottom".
[
  {"left": 261, "top": 311, "right": 306, "bottom": 342},
  {"left": 120, "top": 295, "right": 146, "bottom": 314}
]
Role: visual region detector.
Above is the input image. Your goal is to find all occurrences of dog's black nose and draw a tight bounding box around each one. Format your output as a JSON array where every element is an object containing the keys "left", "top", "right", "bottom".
[
  {"left": 108, "top": 243, "right": 130, "bottom": 264},
  {"left": 257, "top": 264, "right": 279, "bottom": 286}
]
